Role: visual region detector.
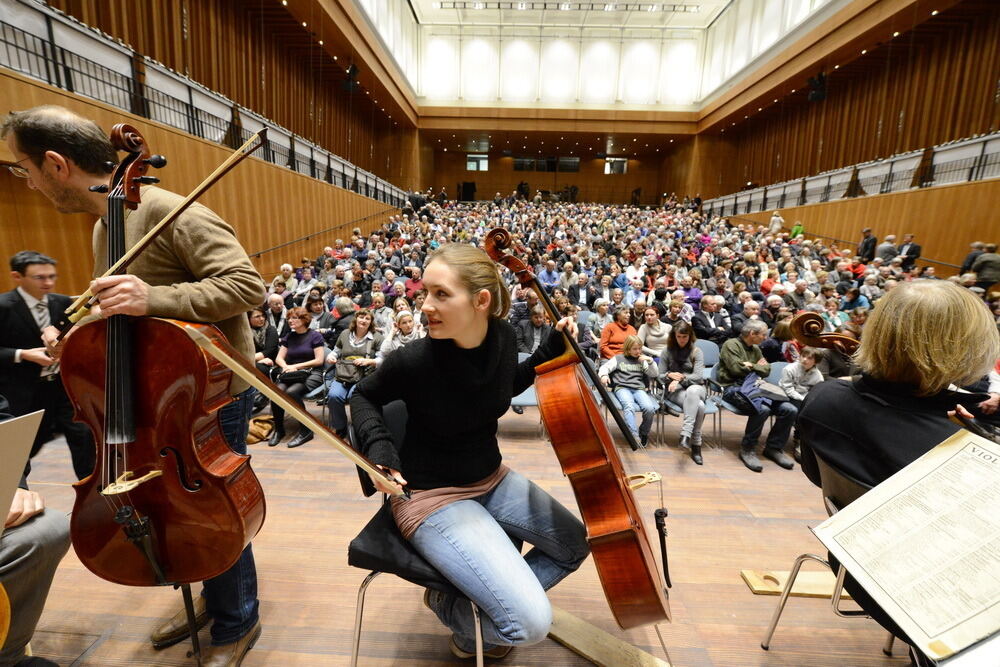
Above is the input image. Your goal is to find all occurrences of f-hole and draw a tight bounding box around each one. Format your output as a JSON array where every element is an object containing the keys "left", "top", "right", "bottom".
[{"left": 160, "top": 447, "right": 203, "bottom": 492}]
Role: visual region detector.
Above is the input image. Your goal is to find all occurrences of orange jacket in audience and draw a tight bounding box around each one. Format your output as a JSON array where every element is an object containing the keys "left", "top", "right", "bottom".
[{"left": 599, "top": 320, "right": 637, "bottom": 360}]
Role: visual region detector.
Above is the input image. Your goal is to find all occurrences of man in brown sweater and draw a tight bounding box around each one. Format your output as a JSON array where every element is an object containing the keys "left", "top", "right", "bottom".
[{"left": 3, "top": 105, "right": 265, "bottom": 666}]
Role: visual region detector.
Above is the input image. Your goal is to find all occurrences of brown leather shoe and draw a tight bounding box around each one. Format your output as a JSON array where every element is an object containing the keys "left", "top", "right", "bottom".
[
  {"left": 150, "top": 595, "right": 209, "bottom": 649},
  {"left": 201, "top": 622, "right": 262, "bottom": 667}
]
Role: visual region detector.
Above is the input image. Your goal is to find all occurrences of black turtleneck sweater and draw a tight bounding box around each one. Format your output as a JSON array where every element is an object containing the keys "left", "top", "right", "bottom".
[
  {"left": 350, "top": 317, "right": 565, "bottom": 489},
  {"left": 797, "top": 373, "right": 989, "bottom": 489}
]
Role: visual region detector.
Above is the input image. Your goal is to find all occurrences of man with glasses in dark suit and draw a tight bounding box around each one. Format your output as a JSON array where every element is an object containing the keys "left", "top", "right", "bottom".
[{"left": 0, "top": 251, "right": 94, "bottom": 480}]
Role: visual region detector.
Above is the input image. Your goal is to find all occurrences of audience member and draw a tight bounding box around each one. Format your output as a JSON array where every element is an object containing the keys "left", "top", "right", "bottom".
[
  {"left": 658, "top": 321, "right": 708, "bottom": 464},
  {"left": 268, "top": 307, "right": 326, "bottom": 448},
  {"left": 599, "top": 307, "right": 637, "bottom": 360},
  {"left": 325, "top": 308, "right": 383, "bottom": 440},
  {"left": 717, "top": 320, "right": 798, "bottom": 472},
  {"left": 598, "top": 335, "right": 658, "bottom": 449}
]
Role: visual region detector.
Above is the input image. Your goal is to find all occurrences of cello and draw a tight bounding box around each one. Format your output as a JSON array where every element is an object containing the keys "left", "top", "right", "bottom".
[
  {"left": 484, "top": 228, "right": 671, "bottom": 630},
  {"left": 60, "top": 126, "right": 266, "bottom": 660}
]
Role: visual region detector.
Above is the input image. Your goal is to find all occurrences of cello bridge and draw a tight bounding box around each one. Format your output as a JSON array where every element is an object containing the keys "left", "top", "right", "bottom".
[
  {"left": 101, "top": 469, "right": 164, "bottom": 495},
  {"left": 627, "top": 472, "right": 661, "bottom": 490}
]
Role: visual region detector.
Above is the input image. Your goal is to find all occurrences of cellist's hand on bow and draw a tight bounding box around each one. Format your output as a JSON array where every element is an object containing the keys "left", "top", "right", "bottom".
[
  {"left": 371, "top": 465, "right": 407, "bottom": 496},
  {"left": 41, "top": 325, "right": 65, "bottom": 360},
  {"left": 554, "top": 315, "right": 577, "bottom": 339},
  {"left": 91, "top": 275, "right": 150, "bottom": 317}
]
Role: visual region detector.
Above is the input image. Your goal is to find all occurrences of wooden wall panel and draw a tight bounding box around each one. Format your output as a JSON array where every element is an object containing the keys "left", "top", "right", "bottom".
[
  {"left": 732, "top": 179, "right": 1000, "bottom": 273},
  {"left": 47, "top": 0, "right": 411, "bottom": 182},
  {"left": 1, "top": 70, "right": 396, "bottom": 296},
  {"left": 699, "top": 0, "right": 1000, "bottom": 194},
  {"left": 431, "top": 151, "right": 664, "bottom": 205}
]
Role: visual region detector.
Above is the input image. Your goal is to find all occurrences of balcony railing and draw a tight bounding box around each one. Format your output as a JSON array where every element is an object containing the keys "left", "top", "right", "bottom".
[
  {"left": 703, "top": 132, "right": 1000, "bottom": 219},
  {"left": 0, "top": 0, "right": 406, "bottom": 208}
]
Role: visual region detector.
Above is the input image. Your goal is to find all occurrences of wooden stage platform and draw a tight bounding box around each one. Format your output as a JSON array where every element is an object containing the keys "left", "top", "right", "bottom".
[{"left": 24, "top": 405, "right": 910, "bottom": 666}]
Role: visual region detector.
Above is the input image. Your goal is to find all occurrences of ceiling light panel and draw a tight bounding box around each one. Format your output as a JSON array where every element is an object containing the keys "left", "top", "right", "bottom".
[{"left": 435, "top": 2, "right": 700, "bottom": 11}]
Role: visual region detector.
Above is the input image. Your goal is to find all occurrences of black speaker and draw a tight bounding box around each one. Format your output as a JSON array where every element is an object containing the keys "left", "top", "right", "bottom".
[
  {"left": 501, "top": 149, "right": 512, "bottom": 157},
  {"left": 342, "top": 64, "right": 360, "bottom": 92},
  {"left": 807, "top": 72, "right": 826, "bottom": 102},
  {"left": 596, "top": 152, "right": 607, "bottom": 159}
]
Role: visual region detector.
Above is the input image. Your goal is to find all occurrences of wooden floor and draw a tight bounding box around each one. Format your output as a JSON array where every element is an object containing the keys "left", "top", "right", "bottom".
[{"left": 25, "top": 404, "right": 911, "bottom": 667}]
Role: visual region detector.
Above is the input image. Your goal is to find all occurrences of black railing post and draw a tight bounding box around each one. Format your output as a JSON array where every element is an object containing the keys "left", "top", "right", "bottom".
[
  {"left": 41, "top": 16, "right": 58, "bottom": 87},
  {"left": 129, "top": 51, "right": 149, "bottom": 118},
  {"left": 185, "top": 86, "right": 200, "bottom": 138}
]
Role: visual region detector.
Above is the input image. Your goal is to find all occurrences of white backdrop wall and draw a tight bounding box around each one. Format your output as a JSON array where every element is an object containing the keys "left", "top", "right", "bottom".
[
  {"left": 420, "top": 28, "right": 704, "bottom": 107},
  {"left": 352, "top": 0, "right": 844, "bottom": 107}
]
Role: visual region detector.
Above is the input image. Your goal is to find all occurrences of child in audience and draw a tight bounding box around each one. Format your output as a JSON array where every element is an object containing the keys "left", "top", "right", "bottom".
[{"left": 778, "top": 346, "right": 823, "bottom": 460}]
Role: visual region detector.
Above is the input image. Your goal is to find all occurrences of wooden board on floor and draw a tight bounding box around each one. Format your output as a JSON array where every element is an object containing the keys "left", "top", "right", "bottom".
[
  {"left": 548, "top": 606, "right": 670, "bottom": 667},
  {"left": 741, "top": 568, "right": 852, "bottom": 599}
]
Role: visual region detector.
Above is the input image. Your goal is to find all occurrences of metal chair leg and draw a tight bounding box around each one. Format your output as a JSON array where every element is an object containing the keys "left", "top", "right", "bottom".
[
  {"left": 470, "top": 600, "right": 484, "bottom": 667},
  {"left": 760, "top": 553, "right": 830, "bottom": 650},
  {"left": 351, "top": 571, "right": 381, "bottom": 667},
  {"left": 883, "top": 631, "right": 895, "bottom": 656},
  {"left": 831, "top": 565, "right": 868, "bottom": 618}
]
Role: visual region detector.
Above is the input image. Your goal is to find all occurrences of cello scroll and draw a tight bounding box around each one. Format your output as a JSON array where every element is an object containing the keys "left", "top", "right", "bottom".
[{"left": 789, "top": 311, "right": 860, "bottom": 355}]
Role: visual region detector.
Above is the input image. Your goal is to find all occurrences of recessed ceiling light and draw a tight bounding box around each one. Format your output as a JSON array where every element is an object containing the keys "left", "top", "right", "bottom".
[
  {"left": 931, "top": 10, "right": 938, "bottom": 15},
  {"left": 282, "top": 0, "right": 287, "bottom": 5},
  {"left": 318, "top": 40, "right": 324, "bottom": 45},
  {"left": 861, "top": 49, "right": 867, "bottom": 55},
  {"left": 333, "top": 55, "right": 338, "bottom": 60},
  {"left": 834, "top": 65, "right": 840, "bottom": 69},
  {"left": 892, "top": 31, "right": 899, "bottom": 37},
  {"left": 302, "top": 21, "right": 307, "bottom": 27}
]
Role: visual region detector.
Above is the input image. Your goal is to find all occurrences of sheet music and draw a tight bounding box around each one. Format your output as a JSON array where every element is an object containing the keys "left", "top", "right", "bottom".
[{"left": 813, "top": 431, "right": 1000, "bottom": 662}]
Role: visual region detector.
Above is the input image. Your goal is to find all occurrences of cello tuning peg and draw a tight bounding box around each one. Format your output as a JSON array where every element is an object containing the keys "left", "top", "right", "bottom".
[
  {"left": 145, "top": 155, "right": 167, "bottom": 168},
  {"left": 136, "top": 176, "right": 160, "bottom": 184},
  {"left": 103, "top": 161, "right": 116, "bottom": 173},
  {"left": 89, "top": 184, "right": 110, "bottom": 193}
]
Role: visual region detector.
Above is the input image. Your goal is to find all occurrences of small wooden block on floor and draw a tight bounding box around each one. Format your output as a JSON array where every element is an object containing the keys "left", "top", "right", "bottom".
[
  {"left": 740, "top": 568, "right": 852, "bottom": 599},
  {"left": 548, "top": 605, "right": 670, "bottom": 667}
]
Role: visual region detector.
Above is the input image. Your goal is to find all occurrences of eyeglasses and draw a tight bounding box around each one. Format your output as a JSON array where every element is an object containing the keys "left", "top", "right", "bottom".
[{"left": 6, "top": 157, "right": 30, "bottom": 179}]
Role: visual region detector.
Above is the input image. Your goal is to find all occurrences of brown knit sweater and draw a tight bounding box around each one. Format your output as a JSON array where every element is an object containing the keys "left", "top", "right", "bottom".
[{"left": 90, "top": 186, "right": 264, "bottom": 394}]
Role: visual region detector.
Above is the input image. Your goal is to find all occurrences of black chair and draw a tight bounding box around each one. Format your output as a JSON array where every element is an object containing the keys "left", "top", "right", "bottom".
[
  {"left": 760, "top": 450, "right": 896, "bottom": 657},
  {"left": 347, "top": 400, "right": 486, "bottom": 667}
]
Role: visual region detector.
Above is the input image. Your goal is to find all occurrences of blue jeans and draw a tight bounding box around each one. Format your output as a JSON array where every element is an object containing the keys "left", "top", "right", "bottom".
[
  {"left": 614, "top": 387, "right": 658, "bottom": 437},
  {"left": 327, "top": 380, "right": 356, "bottom": 432},
  {"left": 742, "top": 399, "right": 798, "bottom": 451},
  {"left": 202, "top": 387, "right": 260, "bottom": 644},
  {"left": 411, "top": 470, "right": 589, "bottom": 652}
]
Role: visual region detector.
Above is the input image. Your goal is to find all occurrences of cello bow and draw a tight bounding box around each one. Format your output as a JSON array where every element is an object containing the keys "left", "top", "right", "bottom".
[{"left": 182, "top": 325, "right": 409, "bottom": 497}]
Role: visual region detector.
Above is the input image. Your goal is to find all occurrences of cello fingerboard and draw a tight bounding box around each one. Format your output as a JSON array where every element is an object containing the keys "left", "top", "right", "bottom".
[{"left": 104, "top": 187, "right": 136, "bottom": 444}]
